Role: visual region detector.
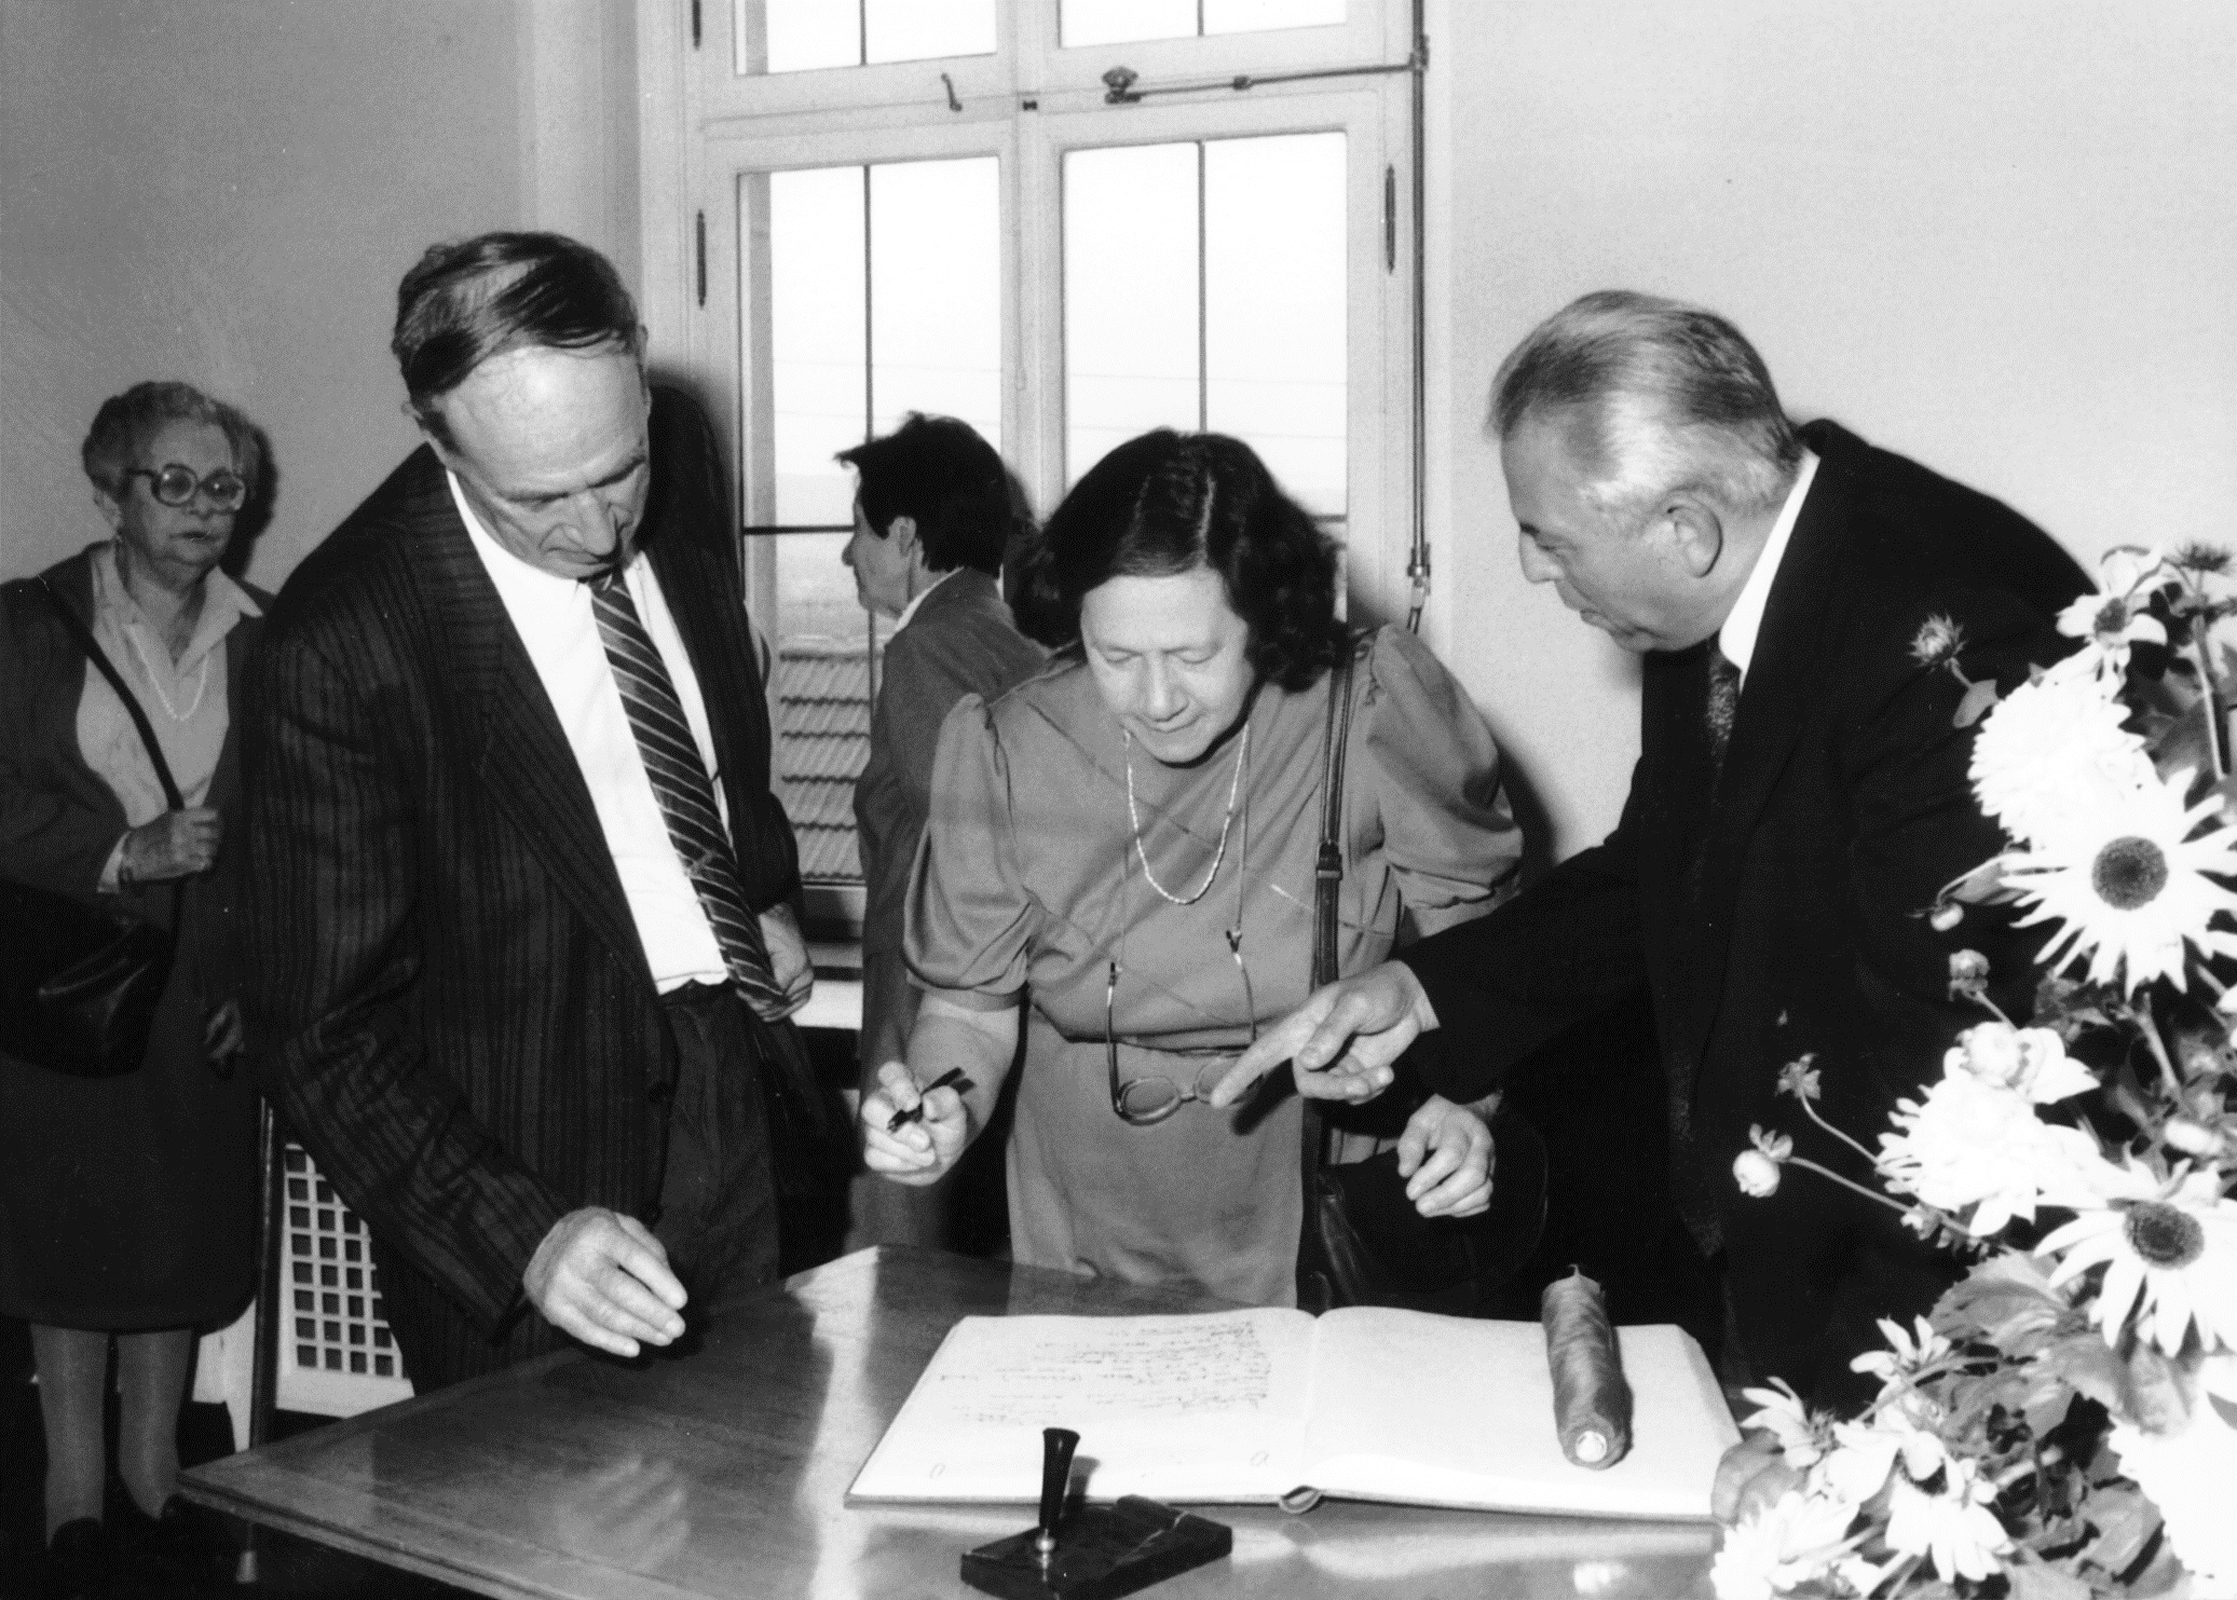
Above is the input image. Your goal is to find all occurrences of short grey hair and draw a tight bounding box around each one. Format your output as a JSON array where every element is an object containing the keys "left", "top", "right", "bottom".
[
  {"left": 81, "top": 381, "right": 265, "bottom": 499},
  {"left": 1489, "top": 290, "right": 1801, "bottom": 525}
]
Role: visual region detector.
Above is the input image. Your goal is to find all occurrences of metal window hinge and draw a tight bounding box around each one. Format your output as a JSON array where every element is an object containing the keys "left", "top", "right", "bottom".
[{"left": 1383, "top": 166, "right": 1396, "bottom": 273}]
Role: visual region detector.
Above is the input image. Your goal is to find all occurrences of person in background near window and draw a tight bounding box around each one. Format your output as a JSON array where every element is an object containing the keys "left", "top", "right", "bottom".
[
  {"left": 1, "top": 382, "right": 268, "bottom": 1594},
  {"left": 837, "top": 415, "right": 1046, "bottom": 1255},
  {"left": 241, "top": 232, "right": 819, "bottom": 1395},
  {"left": 860, "top": 430, "right": 1524, "bottom": 1308}
]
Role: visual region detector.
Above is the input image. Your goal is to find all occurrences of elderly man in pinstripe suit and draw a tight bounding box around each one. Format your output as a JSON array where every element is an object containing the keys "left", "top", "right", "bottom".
[{"left": 241, "top": 233, "right": 819, "bottom": 1390}]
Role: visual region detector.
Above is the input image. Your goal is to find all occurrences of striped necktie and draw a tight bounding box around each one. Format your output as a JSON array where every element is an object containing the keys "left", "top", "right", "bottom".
[{"left": 589, "top": 570, "right": 787, "bottom": 1019}]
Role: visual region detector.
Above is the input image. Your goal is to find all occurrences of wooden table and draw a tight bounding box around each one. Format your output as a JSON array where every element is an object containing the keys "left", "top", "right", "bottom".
[{"left": 181, "top": 1248, "right": 1717, "bottom": 1599}]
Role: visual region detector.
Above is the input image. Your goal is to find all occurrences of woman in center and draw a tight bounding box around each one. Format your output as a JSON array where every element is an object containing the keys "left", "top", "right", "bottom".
[{"left": 861, "top": 430, "right": 1523, "bottom": 1306}]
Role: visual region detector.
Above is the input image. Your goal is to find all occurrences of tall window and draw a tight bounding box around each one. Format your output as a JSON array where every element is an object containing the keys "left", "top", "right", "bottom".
[{"left": 642, "top": 0, "right": 1417, "bottom": 931}]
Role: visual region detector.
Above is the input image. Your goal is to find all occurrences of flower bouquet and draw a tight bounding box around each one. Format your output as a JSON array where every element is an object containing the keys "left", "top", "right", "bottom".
[{"left": 1716, "top": 547, "right": 2237, "bottom": 1599}]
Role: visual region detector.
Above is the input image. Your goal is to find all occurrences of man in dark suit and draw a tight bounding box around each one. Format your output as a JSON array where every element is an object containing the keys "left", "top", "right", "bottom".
[
  {"left": 1221, "top": 290, "right": 2087, "bottom": 1404},
  {"left": 241, "top": 233, "right": 817, "bottom": 1390},
  {"left": 835, "top": 414, "right": 1045, "bottom": 1254}
]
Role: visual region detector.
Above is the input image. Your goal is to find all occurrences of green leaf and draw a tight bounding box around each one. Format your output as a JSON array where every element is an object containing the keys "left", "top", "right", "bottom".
[
  {"left": 1936, "top": 1253, "right": 2073, "bottom": 1358},
  {"left": 2119, "top": 1342, "right": 2197, "bottom": 1435},
  {"left": 2040, "top": 1333, "right": 2135, "bottom": 1417},
  {"left": 2148, "top": 691, "right": 2221, "bottom": 794},
  {"left": 1955, "top": 677, "right": 2003, "bottom": 728},
  {"left": 2076, "top": 1480, "right": 2161, "bottom": 1580}
]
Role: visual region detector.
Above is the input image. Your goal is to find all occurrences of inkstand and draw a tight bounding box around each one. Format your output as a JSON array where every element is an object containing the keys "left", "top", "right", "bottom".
[{"left": 959, "top": 1428, "right": 1231, "bottom": 1600}]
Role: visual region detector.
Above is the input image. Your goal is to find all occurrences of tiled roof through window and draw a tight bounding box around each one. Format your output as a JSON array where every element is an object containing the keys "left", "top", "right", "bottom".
[{"left": 770, "top": 639, "right": 872, "bottom": 882}]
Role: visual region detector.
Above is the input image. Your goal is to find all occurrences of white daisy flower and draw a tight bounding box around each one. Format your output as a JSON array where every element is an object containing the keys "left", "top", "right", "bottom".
[
  {"left": 1709, "top": 1490, "right": 1861, "bottom": 1600},
  {"left": 1877, "top": 1073, "right": 2117, "bottom": 1238},
  {"left": 2107, "top": 1352, "right": 2237, "bottom": 1589},
  {"left": 1969, "top": 668, "right": 2153, "bottom": 848},
  {"left": 2038, "top": 1166, "right": 2237, "bottom": 1354},
  {"left": 2002, "top": 766, "right": 2237, "bottom": 995},
  {"left": 1736, "top": 1380, "right": 1835, "bottom": 1470},
  {"left": 2051, "top": 546, "right": 2174, "bottom": 683},
  {"left": 1943, "top": 1021, "right": 2099, "bottom": 1103},
  {"left": 1851, "top": 1316, "right": 1952, "bottom": 1388},
  {"left": 1820, "top": 1408, "right": 1948, "bottom": 1503},
  {"left": 1882, "top": 1456, "right": 2012, "bottom": 1585}
]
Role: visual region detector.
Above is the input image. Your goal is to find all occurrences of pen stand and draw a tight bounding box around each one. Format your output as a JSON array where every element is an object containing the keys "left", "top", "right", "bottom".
[
  {"left": 960, "top": 1496, "right": 1232, "bottom": 1600},
  {"left": 960, "top": 1427, "right": 1230, "bottom": 1600}
]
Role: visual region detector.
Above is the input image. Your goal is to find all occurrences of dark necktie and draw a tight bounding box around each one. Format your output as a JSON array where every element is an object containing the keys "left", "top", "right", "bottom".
[
  {"left": 1704, "top": 638, "right": 1742, "bottom": 779},
  {"left": 1670, "top": 636, "right": 1747, "bottom": 1254},
  {"left": 589, "top": 571, "right": 787, "bottom": 1019}
]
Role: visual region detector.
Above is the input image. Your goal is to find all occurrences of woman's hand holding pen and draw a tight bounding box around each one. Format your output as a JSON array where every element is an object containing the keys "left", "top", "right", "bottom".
[{"left": 860, "top": 1060, "right": 973, "bottom": 1185}]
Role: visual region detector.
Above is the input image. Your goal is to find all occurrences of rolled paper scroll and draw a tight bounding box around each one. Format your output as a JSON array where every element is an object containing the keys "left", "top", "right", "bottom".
[{"left": 1541, "top": 1268, "right": 1632, "bottom": 1470}]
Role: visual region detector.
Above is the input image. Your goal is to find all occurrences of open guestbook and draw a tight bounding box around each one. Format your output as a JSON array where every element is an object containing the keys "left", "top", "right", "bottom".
[{"left": 848, "top": 1307, "right": 1740, "bottom": 1520}]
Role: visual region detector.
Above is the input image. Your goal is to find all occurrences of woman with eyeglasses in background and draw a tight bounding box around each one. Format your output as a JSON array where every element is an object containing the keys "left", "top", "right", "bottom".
[
  {"left": 860, "top": 429, "right": 1524, "bottom": 1308},
  {"left": 0, "top": 381, "right": 269, "bottom": 1594}
]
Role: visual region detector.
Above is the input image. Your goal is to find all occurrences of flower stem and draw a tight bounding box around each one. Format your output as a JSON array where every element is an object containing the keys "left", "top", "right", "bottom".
[
  {"left": 2185, "top": 601, "right": 2230, "bottom": 781},
  {"left": 2124, "top": 994, "right": 2188, "bottom": 1095},
  {"left": 1795, "top": 1093, "right": 1883, "bottom": 1167},
  {"left": 1786, "top": 1156, "right": 1913, "bottom": 1216}
]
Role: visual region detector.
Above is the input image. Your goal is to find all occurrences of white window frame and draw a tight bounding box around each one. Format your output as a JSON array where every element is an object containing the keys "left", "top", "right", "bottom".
[{"left": 639, "top": 0, "right": 1422, "bottom": 628}]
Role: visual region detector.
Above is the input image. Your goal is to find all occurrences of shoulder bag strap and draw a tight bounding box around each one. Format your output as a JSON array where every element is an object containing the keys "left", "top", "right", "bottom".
[
  {"left": 1301, "top": 642, "right": 1360, "bottom": 1183},
  {"left": 1311, "top": 645, "right": 1359, "bottom": 990},
  {"left": 36, "top": 575, "right": 186, "bottom": 812}
]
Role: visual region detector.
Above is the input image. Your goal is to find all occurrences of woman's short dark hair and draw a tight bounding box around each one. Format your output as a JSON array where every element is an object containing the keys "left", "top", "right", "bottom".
[
  {"left": 391, "top": 231, "right": 643, "bottom": 446},
  {"left": 1029, "top": 430, "right": 1345, "bottom": 692},
  {"left": 836, "top": 414, "right": 1013, "bottom": 577},
  {"left": 81, "top": 381, "right": 266, "bottom": 499}
]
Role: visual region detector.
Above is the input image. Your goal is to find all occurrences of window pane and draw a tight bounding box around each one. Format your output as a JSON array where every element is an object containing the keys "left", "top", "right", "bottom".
[
  {"left": 757, "top": 154, "right": 1002, "bottom": 888},
  {"left": 765, "top": 532, "right": 886, "bottom": 882},
  {"left": 770, "top": 166, "right": 868, "bottom": 524},
  {"left": 1204, "top": 0, "right": 1346, "bottom": 36},
  {"left": 1064, "top": 142, "right": 1200, "bottom": 484},
  {"left": 869, "top": 158, "right": 1002, "bottom": 447},
  {"left": 763, "top": 0, "right": 859, "bottom": 74},
  {"left": 1060, "top": 0, "right": 1344, "bottom": 47},
  {"left": 1060, "top": 0, "right": 1196, "bottom": 48},
  {"left": 761, "top": 0, "right": 994, "bottom": 73},
  {"left": 864, "top": 0, "right": 995, "bottom": 65},
  {"left": 1204, "top": 133, "right": 1346, "bottom": 516}
]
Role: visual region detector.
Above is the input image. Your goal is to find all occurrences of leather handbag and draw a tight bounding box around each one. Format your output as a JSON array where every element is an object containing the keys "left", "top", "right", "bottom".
[
  {"left": 0, "top": 579, "right": 185, "bottom": 1079},
  {"left": 1296, "top": 641, "right": 1548, "bottom": 1315}
]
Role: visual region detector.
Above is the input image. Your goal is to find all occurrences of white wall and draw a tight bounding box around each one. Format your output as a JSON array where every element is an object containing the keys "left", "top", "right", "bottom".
[
  {"left": 0, "top": 0, "right": 639, "bottom": 592},
  {"left": 1428, "top": 0, "right": 2237, "bottom": 862}
]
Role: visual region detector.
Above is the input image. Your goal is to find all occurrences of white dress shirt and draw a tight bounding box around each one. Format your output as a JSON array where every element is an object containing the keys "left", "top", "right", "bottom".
[
  {"left": 451, "top": 474, "right": 732, "bottom": 992},
  {"left": 1716, "top": 447, "right": 1821, "bottom": 684}
]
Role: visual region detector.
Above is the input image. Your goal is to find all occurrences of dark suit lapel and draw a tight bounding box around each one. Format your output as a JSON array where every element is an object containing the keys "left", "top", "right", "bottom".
[
  {"left": 1676, "top": 461, "right": 1849, "bottom": 1075},
  {"left": 409, "top": 455, "right": 650, "bottom": 982}
]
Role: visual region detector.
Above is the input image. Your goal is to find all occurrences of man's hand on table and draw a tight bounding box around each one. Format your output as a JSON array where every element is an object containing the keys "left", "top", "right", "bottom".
[{"left": 525, "top": 1207, "right": 687, "bottom": 1357}]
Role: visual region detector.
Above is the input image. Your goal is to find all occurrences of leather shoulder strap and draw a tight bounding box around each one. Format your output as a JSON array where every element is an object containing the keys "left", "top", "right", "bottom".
[
  {"left": 36, "top": 576, "right": 186, "bottom": 812},
  {"left": 1311, "top": 644, "right": 1360, "bottom": 990}
]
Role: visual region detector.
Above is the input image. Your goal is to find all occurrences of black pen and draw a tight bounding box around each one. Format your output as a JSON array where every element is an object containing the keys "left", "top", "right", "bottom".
[{"left": 886, "top": 1067, "right": 975, "bottom": 1134}]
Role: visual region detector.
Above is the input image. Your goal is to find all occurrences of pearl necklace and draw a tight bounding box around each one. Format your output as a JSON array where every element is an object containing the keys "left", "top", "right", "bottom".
[
  {"left": 1123, "top": 722, "right": 1250, "bottom": 907},
  {"left": 123, "top": 626, "right": 211, "bottom": 722}
]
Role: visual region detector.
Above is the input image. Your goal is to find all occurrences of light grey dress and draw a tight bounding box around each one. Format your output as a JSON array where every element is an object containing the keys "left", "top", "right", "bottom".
[{"left": 907, "top": 626, "right": 1521, "bottom": 1307}]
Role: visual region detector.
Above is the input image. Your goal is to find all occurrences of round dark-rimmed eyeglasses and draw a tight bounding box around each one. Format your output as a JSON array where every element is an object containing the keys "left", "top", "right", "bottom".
[
  {"left": 1104, "top": 936, "right": 1261, "bottom": 1126},
  {"left": 123, "top": 463, "right": 249, "bottom": 512}
]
